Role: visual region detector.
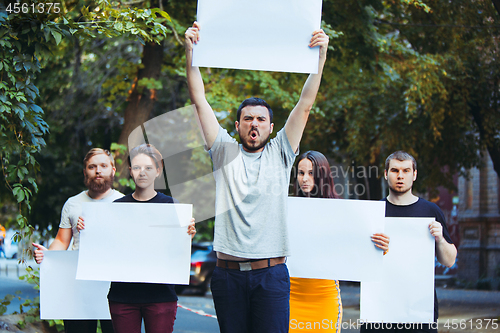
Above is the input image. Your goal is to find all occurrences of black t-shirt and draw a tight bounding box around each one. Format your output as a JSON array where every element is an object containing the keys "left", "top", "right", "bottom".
[
  {"left": 107, "top": 192, "right": 178, "bottom": 304},
  {"left": 385, "top": 197, "right": 454, "bottom": 322},
  {"left": 384, "top": 198, "right": 453, "bottom": 244},
  {"left": 361, "top": 198, "right": 454, "bottom": 333}
]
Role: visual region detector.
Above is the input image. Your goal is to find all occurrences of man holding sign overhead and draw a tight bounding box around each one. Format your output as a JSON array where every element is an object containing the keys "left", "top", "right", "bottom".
[{"left": 185, "top": 19, "right": 329, "bottom": 333}]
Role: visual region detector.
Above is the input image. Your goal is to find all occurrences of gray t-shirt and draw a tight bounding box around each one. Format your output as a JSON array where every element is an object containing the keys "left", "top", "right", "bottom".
[
  {"left": 209, "top": 126, "right": 297, "bottom": 258},
  {"left": 59, "top": 189, "right": 124, "bottom": 250}
]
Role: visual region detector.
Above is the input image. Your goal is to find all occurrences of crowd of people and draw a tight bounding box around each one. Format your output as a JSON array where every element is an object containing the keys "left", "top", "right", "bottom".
[{"left": 31, "top": 21, "right": 457, "bottom": 333}]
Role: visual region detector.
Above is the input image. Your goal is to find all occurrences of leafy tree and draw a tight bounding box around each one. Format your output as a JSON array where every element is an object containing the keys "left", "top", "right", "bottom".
[
  {"left": 304, "top": 0, "right": 500, "bottom": 198},
  {"left": 1, "top": 0, "right": 169, "bottom": 258},
  {"left": 7, "top": 0, "right": 499, "bottom": 245},
  {"left": 25, "top": 1, "right": 200, "bottom": 238},
  {"left": 175, "top": 0, "right": 499, "bottom": 200}
]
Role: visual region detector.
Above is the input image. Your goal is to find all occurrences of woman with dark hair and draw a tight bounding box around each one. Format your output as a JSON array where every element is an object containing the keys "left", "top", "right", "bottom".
[
  {"left": 293, "top": 150, "right": 339, "bottom": 199},
  {"left": 290, "top": 151, "right": 389, "bottom": 332}
]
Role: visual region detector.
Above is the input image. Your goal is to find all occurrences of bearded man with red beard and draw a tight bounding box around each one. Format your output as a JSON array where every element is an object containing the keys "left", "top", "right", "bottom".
[{"left": 33, "top": 148, "right": 123, "bottom": 333}]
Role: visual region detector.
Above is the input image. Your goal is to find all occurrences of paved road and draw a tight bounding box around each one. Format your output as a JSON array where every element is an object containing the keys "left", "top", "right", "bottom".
[
  {"left": 0, "top": 275, "right": 39, "bottom": 315},
  {"left": 175, "top": 292, "right": 219, "bottom": 333},
  {"left": 0, "top": 259, "right": 219, "bottom": 333},
  {"left": 338, "top": 282, "right": 500, "bottom": 333},
  {"left": 2, "top": 260, "right": 500, "bottom": 333},
  {"left": 0, "top": 259, "right": 39, "bottom": 315}
]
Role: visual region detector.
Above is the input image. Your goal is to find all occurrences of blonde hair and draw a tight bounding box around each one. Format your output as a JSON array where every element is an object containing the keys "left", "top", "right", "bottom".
[
  {"left": 83, "top": 148, "right": 115, "bottom": 168},
  {"left": 129, "top": 144, "right": 163, "bottom": 170}
]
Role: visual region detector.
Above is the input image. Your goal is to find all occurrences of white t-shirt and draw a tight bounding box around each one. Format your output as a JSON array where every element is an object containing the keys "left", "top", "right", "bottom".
[
  {"left": 209, "top": 126, "right": 297, "bottom": 258},
  {"left": 59, "top": 190, "right": 124, "bottom": 250}
]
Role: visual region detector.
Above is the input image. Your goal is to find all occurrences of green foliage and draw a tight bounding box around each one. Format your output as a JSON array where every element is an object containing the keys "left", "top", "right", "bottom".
[
  {"left": 193, "top": 218, "right": 214, "bottom": 242},
  {"left": 27, "top": 0, "right": 192, "bottom": 232},
  {"left": 111, "top": 142, "right": 136, "bottom": 190},
  {"left": 137, "top": 77, "right": 163, "bottom": 92},
  {"left": 0, "top": 270, "right": 46, "bottom": 330},
  {"left": 0, "top": 293, "right": 15, "bottom": 315},
  {"left": 0, "top": 274, "right": 63, "bottom": 331},
  {"left": 302, "top": 0, "right": 499, "bottom": 196},
  {"left": 47, "top": 319, "right": 65, "bottom": 333},
  {"left": 75, "top": 3, "right": 171, "bottom": 43},
  {"left": 179, "top": 0, "right": 499, "bottom": 198},
  {"left": 100, "top": 59, "right": 143, "bottom": 108},
  {"left": 1, "top": 4, "right": 50, "bottom": 259},
  {"left": 5, "top": 0, "right": 498, "bottom": 245},
  {"left": 1, "top": 0, "right": 171, "bottom": 257}
]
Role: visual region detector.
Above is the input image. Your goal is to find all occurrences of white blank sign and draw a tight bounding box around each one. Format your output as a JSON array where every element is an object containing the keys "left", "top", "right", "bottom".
[
  {"left": 286, "top": 197, "right": 386, "bottom": 282},
  {"left": 40, "top": 251, "right": 110, "bottom": 319},
  {"left": 193, "top": 0, "right": 323, "bottom": 73},
  {"left": 76, "top": 203, "right": 192, "bottom": 284},
  {"left": 360, "top": 218, "right": 435, "bottom": 323}
]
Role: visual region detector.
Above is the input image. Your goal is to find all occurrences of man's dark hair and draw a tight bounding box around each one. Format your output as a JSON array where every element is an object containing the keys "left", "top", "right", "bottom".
[
  {"left": 236, "top": 97, "right": 273, "bottom": 123},
  {"left": 385, "top": 151, "right": 417, "bottom": 171}
]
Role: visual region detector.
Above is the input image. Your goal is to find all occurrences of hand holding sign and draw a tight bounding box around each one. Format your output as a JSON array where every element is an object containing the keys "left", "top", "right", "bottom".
[{"left": 192, "top": 0, "right": 323, "bottom": 73}]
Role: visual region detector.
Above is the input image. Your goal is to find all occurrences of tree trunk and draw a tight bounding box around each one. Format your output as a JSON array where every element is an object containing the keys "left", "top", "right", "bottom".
[
  {"left": 469, "top": 103, "right": 500, "bottom": 178},
  {"left": 115, "top": 41, "right": 164, "bottom": 183}
]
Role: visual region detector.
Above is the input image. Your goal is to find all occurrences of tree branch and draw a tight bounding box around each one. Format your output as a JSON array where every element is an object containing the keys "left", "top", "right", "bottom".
[{"left": 469, "top": 103, "right": 500, "bottom": 178}]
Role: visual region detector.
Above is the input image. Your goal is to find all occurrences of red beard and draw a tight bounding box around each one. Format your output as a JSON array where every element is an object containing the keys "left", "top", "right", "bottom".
[{"left": 84, "top": 174, "right": 114, "bottom": 193}]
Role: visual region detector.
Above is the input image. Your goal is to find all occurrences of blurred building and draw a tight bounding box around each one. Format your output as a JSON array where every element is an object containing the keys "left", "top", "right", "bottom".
[
  {"left": 457, "top": 151, "right": 500, "bottom": 284},
  {"left": 426, "top": 178, "right": 460, "bottom": 277}
]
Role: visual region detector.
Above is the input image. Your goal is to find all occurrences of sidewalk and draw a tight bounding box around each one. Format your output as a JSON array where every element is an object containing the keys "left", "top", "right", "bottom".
[
  {"left": 340, "top": 282, "right": 500, "bottom": 333},
  {"left": 2, "top": 261, "right": 499, "bottom": 333},
  {"left": 0, "top": 258, "right": 38, "bottom": 280},
  {"left": 437, "top": 287, "right": 500, "bottom": 333}
]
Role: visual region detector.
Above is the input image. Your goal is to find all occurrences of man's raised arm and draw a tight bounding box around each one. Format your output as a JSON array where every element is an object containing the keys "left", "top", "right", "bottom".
[
  {"left": 185, "top": 22, "right": 220, "bottom": 150},
  {"left": 285, "top": 30, "right": 329, "bottom": 153}
]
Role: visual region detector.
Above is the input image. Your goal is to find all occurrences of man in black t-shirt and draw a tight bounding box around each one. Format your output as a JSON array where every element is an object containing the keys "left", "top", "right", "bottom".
[{"left": 361, "top": 151, "right": 457, "bottom": 333}]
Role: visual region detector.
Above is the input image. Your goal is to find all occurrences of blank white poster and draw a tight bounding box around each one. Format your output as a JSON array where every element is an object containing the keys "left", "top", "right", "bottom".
[
  {"left": 193, "top": 0, "right": 323, "bottom": 73},
  {"left": 287, "top": 197, "right": 386, "bottom": 282},
  {"left": 76, "top": 203, "right": 192, "bottom": 284},
  {"left": 360, "top": 218, "right": 435, "bottom": 323},
  {"left": 40, "top": 251, "right": 110, "bottom": 319}
]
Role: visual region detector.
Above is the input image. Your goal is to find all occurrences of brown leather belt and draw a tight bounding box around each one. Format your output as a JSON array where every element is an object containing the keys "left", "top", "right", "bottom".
[{"left": 216, "top": 257, "right": 285, "bottom": 271}]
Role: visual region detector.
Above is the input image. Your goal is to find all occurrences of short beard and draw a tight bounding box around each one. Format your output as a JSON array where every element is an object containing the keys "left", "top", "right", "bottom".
[
  {"left": 84, "top": 174, "right": 114, "bottom": 193},
  {"left": 240, "top": 131, "right": 270, "bottom": 152},
  {"left": 388, "top": 184, "right": 412, "bottom": 195}
]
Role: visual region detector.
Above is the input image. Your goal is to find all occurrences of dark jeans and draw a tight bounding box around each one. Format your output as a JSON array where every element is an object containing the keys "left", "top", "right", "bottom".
[
  {"left": 63, "top": 320, "right": 114, "bottom": 333},
  {"left": 108, "top": 301, "right": 177, "bottom": 333},
  {"left": 360, "top": 322, "right": 438, "bottom": 333},
  {"left": 211, "top": 263, "right": 290, "bottom": 333}
]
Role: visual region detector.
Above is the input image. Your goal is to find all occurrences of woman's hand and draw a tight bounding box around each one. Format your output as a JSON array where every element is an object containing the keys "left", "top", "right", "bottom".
[
  {"left": 185, "top": 22, "right": 201, "bottom": 52},
  {"left": 187, "top": 218, "right": 196, "bottom": 239},
  {"left": 309, "top": 29, "right": 329, "bottom": 59},
  {"left": 77, "top": 216, "right": 85, "bottom": 232},
  {"left": 371, "top": 233, "right": 390, "bottom": 254}
]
